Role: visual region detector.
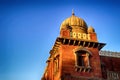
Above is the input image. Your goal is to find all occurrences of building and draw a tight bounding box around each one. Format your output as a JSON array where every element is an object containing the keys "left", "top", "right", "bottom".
[{"left": 41, "top": 12, "right": 120, "bottom": 80}]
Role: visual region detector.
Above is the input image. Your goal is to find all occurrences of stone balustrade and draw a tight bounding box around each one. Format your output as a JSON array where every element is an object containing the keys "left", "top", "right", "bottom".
[{"left": 99, "top": 51, "right": 120, "bottom": 58}]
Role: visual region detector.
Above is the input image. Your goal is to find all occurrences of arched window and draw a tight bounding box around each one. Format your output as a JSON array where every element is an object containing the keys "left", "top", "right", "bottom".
[
  {"left": 74, "top": 47, "right": 92, "bottom": 72},
  {"left": 76, "top": 50, "right": 90, "bottom": 67},
  {"left": 54, "top": 55, "right": 59, "bottom": 74}
]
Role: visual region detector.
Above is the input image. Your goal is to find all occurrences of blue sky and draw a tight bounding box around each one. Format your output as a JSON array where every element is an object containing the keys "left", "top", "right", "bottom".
[{"left": 0, "top": 0, "right": 120, "bottom": 80}]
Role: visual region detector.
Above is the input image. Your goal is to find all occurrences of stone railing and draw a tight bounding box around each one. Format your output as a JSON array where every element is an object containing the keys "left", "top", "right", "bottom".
[
  {"left": 107, "top": 71, "right": 120, "bottom": 80},
  {"left": 99, "top": 51, "right": 120, "bottom": 58},
  {"left": 75, "top": 65, "right": 91, "bottom": 72}
]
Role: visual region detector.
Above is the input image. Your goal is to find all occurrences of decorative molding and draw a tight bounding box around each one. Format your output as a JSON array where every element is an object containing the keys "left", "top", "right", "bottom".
[{"left": 56, "top": 37, "right": 105, "bottom": 50}]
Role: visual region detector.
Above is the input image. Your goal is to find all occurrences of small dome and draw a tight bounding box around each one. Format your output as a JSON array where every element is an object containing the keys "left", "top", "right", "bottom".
[
  {"left": 87, "top": 26, "right": 95, "bottom": 33},
  {"left": 60, "top": 14, "right": 88, "bottom": 33}
]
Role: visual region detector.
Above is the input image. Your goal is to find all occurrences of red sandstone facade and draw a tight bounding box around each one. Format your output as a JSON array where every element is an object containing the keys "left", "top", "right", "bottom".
[{"left": 41, "top": 12, "right": 120, "bottom": 80}]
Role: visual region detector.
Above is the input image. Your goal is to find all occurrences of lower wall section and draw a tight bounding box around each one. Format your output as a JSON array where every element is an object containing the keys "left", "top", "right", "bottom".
[{"left": 61, "top": 73, "right": 104, "bottom": 80}]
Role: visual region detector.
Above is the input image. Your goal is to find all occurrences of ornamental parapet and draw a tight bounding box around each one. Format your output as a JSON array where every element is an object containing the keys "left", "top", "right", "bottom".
[{"left": 99, "top": 51, "right": 120, "bottom": 58}]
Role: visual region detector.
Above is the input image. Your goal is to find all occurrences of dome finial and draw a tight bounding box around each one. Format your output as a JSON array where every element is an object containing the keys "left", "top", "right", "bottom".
[{"left": 72, "top": 9, "right": 75, "bottom": 15}]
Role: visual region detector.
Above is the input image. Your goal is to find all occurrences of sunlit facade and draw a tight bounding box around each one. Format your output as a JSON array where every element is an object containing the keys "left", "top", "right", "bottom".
[{"left": 41, "top": 12, "right": 120, "bottom": 80}]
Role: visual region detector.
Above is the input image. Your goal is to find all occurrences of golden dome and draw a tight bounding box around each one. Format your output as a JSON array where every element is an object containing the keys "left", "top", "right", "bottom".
[
  {"left": 87, "top": 26, "right": 95, "bottom": 33},
  {"left": 60, "top": 13, "right": 88, "bottom": 33}
]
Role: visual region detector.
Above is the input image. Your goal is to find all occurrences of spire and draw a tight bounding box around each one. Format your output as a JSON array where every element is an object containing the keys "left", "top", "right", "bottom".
[{"left": 72, "top": 9, "right": 75, "bottom": 15}]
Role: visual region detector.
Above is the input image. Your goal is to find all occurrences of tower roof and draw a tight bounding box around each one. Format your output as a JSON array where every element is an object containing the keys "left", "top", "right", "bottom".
[{"left": 60, "top": 12, "right": 88, "bottom": 33}]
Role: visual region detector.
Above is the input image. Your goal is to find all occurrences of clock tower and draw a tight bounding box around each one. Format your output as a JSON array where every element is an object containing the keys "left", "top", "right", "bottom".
[{"left": 42, "top": 12, "right": 106, "bottom": 80}]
